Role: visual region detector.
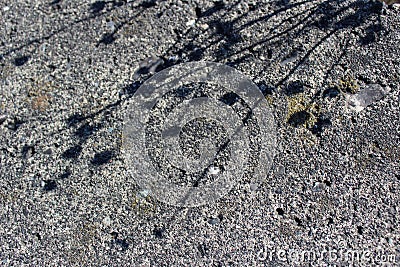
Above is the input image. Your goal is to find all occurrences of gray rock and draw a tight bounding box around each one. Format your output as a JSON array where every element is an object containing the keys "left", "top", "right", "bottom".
[{"left": 346, "top": 84, "right": 390, "bottom": 112}]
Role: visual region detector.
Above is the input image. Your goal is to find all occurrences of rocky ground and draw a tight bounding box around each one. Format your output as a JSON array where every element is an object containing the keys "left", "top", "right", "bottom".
[{"left": 0, "top": 0, "right": 399, "bottom": 266}]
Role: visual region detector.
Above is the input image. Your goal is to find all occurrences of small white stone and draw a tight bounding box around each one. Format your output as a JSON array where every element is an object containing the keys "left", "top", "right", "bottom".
[
  {"left": 168, "top": 55, "right": 179, "bottom": 62},
  {"left": 312, "top": 182, "right": 324, "bottom": 192},
  {"left": 40, "top": 44, "right": 46, "bottom": 54},
  {"left": 249, "top": 183, "right": 259, "bottom": 191},
  {"left": 107, "top": 21, "right": 115, "bottom": 32},
  {"left": 346, "top": 84, "right": 390, "bottom": 113},
  {"left": 209, "top": 166, "right": 220, "bottom": 175},
  {"left": 186, "top": 19, "right": 196, "bottom": 27},
  {"left": 138, "top": 189, "right": 150, "bottom": 198},
  {"left": 103, "top": 216, "right": 111, "bottom": 226},
  {"left": 198, "top": 23, "right": 209, "bottom": 30},
  {"left": 3, "top": 6, "right": 10, "bottom": 11}
]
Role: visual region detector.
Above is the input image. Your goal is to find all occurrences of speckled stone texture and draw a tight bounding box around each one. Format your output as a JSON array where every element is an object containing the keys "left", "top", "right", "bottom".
[{"left": 0, "top": 0, "right": 399, "bottom": 266}]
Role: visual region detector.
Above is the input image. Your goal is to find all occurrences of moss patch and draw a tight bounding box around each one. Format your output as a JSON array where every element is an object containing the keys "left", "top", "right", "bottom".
[
  {"left": 286, "top": 93, "right": 318, "bottom": 129},
  {"left": 334, "top": 75, "right": 360, "bottom": 94},
  {"left": 132, "top": 193, "right": 157, "bottom": 215}
]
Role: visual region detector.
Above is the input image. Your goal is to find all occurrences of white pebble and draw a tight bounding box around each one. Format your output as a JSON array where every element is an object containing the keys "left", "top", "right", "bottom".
[
  {"left": 103, "top": 216, "right": 111, "bottom": 226},
  {"left": 138, "top": 189, "right": 150, "bottom": 198},
  {"left": 107, "top": 21, "right": 115, "bottom": 32},
  {"left": 186, "top": 19, "right": 196, "bottom": 27},
  {"left": 209, "top": 166, "right": 220, "bottom": 175},
  {"left": 346, "top": 84, "right": 390, "bottom": 113},
  {"left": 198, "top": 23, "right": 209, "bottom": 30}
]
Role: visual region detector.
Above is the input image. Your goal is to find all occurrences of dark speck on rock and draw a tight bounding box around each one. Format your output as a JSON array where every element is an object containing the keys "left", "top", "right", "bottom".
[
  {"left": 34, "top": 232, "right": 42, "bottom": 240},
  {"left": 357, "top": 226, "right": 363, "bottom": 235},
  {"left": 153, "top": 227, "right": 165, "bottom": 238},
  {"left": 258, "top": 84, "right": 275, "bottom": 96},
  {"left": 22, "top": 145, "right": 35, "bottom": 159},
  {"left": 197, "top": 243, "right": 209, "bottom": 256},
  {"left": 42, "top": 180, "right": 57, "bottom": 191},
  {"left": 90, "top": 1, "right": 106, "bottom": 13},
  {"left": 50, "top": 0, "right": 61, "bottom": 5},
  {"left": 195, "top": 6, "right": 202, "bottom": 18},
  {"left": 67, "top": 114, "right": 85, "bottom": 126},
  {"left": 97, "top": 33, "right": 116, "bottom": 46},
  {"left": 60, "top": 170, "right": 71, "bottom": 179},
  {"left": 294, "top": 217, "right": 303, "bottom": 226},
  {"left": 140, "top": 0, "right": 157, "bottom": 8},
  {"left": 323, "top": 87, "right": 340, "bottom": 98},
  {"left": 75, "top": 123, "right": 96, "bottom": 139},
  {"left": 288, "top": 110, "right": 311, "bottom": 127},
  {"left": 14, "top": 55, "right": 30, "bottom": 66},
  {"left": 7, "top": 117, "right": 24, "bottom": 131},
  {"left": 115, "top": 239, "right": 129, "bottom": 251},
  {"left": 276, "top": 208, "right": 284, "bottom": 216},
  {"left": 91, "top": 150, "right": 114, "bottom": 165},
  {"left": 110, "top": 231, "right": 118, "bottom": 239},
  {"left": 43, "top": 148, "right": 52, "bottom": 155},
  {"left": 311, "top": 115, "right": 331, "bottom": 136},
  {"left": 285, "top": 81, "right": 304, "bottom": 95},
  {"left": 62, "top": 145, "right": 82, "bottom": 159}
]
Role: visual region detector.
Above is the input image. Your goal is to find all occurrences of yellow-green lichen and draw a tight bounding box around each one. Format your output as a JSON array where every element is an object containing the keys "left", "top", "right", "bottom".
[
  {"left": 132, "top": 193, "right": 157, "bottom": 215},
  {"left": 265, "top": 95, "right": 274, "bottom": 105},
  {"left": 334, "top": 75, "right": 360, "bottom": 94},
  {"left": 285, "top": 93, "right": 318, "bottom": 129}
]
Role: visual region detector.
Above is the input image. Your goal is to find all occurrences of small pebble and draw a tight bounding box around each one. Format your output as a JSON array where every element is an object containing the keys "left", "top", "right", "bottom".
[
  {"left": 249, "top": 183, "right": 259, "bottom": 191},
  {"left": 208, "top": 218, "right": 220, "bottom": 225},
  {"left": 346, "top": 84, "right": 390, "bottom": 112},
  {"left": 277, "top": 165, "right": 285, "bottom": 175},
  {"left": 103, "top": 216, "right": 111, "bottom": 226},
  {"left": 168, "top": 55, "right": 179, "bottom": 62},
  {"left": 209, "top": 166, "right": 220, "bottom": 175},
  {"left": 137, "top": 189, "right": 150, "bottom": 198},
  {"left": 280, "top": 51, "right": 298, "bottom": 65},
  {"left": 107, "top": 21, "right": 115, "bottom": 32},
  {"left": 0, "top": 114, "right": 7, "bottom": 124},
  {"left": 43, "top": 148, "right": 52, "bottom": 155},
  {"left": 135, "top": 56, "right": 164, "bottom": 78},
  {"left": 186, "top": 19, "right": 196, "bottom": 27},
  {"left": 40, "top": 44, "right": 46, "bottom": 54},
  {"left": 312, "top": 182, "right": 325, "bottom": 192},
  {"left": 198, "top": 23, "right": 209, "bottom": 30},
  {"left": 3, "top": 6, "right": 10, "bottom": 11}
]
